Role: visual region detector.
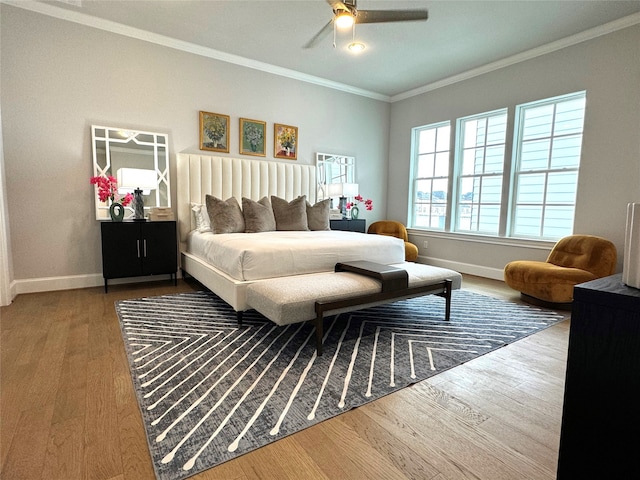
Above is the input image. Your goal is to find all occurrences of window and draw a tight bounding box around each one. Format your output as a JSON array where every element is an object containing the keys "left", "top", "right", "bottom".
[
  {"left": 410, "top": 122, "right": 450, "bottom": 229},
  {"left": 409, "top": 91, "right": 586, "bottom": 241},
  {"left": 510, "top": 93, "right": 586, "bottom": 239},
  {"left": 455, "top": 110, "right": 508, "bottom": 235}
]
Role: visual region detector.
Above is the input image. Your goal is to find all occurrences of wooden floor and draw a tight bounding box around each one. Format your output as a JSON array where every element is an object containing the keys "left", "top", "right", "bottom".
[{"left": 0, "top": 275, "right": 570, "bottom": 480}]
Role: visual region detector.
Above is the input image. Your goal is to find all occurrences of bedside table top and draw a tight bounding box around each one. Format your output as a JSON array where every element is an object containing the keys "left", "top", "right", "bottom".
[{"left": 330, "top": 219, "right": 366, "bottom": 233}]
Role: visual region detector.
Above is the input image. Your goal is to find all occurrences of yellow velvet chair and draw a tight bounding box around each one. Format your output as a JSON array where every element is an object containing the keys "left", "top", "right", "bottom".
[
  {"left": 504, "top": 234, "right": 617, "bottom": 306},
  {"left": 367, "top": 220, "right": 419, "bottom": 262}
]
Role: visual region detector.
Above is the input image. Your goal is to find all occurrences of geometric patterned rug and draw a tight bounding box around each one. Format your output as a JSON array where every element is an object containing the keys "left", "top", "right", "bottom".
[{"left": 115, "top": 290, "right": 566, "bottom": 480}]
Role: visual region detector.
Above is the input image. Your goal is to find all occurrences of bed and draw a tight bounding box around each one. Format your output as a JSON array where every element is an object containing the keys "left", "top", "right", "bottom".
[{"left": 176, "top": 154, "right": 407, "bottom": 312}]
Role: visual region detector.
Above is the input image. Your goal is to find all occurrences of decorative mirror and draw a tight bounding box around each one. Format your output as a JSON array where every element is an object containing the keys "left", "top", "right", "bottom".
[
  {"left": 92, "top": 125, "right": 170, "bottom": 220},
  {"left": 316, "top": 152, "right": 356, "bottom": 218},
  {"left": 316, "top": 152, "right": 355, "bottom": 198}
]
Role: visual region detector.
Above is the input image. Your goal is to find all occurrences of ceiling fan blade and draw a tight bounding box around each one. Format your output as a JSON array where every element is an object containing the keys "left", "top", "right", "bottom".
[
  {"left": 303, "top": 19, "right": 334, "bottom": 49},
  {"left": 356, "top": 9, "right": 429, "bottom": 24},
  {"left": 326, "top": 0, "right": 349, "bottom": 12}
]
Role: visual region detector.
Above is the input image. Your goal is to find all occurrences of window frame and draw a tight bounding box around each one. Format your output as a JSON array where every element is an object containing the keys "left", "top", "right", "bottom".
[
  {"left": 409, "top": 121, "right": 451, "bottom": 231},
  {"left": 408, "top": 91, "right": 586, "bottom": 242},
  {"left": 508, "top": 91, "right": 586, "bottom": 240},
  {"left": 452, "top": 108, "right": 509, "bottom": 235}
]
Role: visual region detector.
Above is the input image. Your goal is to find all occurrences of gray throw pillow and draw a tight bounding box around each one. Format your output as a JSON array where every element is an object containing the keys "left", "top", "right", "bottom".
[
  {"left": 306, "top": 199, "right": 331, "bottom": 231},
  {"left": 205, "top": 194, "right": 245, "bottom": 234},
  {"left": 271, "top": 195, "right": 309, "bottom": 231},
  {"left": 242, "top": 196, "right": 276, "bottom": 233}
]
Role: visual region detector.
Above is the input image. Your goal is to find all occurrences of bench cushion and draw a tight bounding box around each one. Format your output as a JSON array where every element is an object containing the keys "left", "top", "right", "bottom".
[{"left": 246, "top": 262, "right": 462, "bottom": 326}]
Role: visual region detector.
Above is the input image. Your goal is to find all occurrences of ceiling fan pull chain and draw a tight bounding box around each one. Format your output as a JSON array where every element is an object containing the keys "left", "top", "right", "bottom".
[{"left": 332, "top": 21, "right": 337, "bottom": 48}]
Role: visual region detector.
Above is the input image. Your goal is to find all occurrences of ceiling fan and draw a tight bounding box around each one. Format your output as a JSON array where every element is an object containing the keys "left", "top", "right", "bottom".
[{"left": 304, "top": 0, "right": 429, "bottom": 49}]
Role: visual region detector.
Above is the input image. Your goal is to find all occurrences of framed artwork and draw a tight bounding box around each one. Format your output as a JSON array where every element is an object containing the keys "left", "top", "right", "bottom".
[
  {"left": 274, "top": 123, "right": 298, "bottom": 160},
  {"left": 239, "top": 118, "right": 266, "bottom": 156},
  {"left": 199, "top": 111, "right": 230, "bottom": 153}
]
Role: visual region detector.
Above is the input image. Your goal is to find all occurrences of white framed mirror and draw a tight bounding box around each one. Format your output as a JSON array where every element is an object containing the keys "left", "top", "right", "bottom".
[
  {"left": 316, "top": 152, "right": 356, "bottom": 218},
  {"left": 92, "top": 125, "right": 170, "bottom": 220},
  {"left": 316, "top": 152, "right": 355, "bottom": 199}
]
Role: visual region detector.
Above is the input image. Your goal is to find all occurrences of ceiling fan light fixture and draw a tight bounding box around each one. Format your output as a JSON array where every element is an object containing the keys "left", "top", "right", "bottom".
[
  {"left": 335, "top": 11, "right": 355, "bottom": 29},
  {"left": 348, "top": 42, "right": 365, "bottom": 53}
]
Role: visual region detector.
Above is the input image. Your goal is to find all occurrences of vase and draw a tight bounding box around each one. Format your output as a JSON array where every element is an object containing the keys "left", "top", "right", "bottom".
[
  {"left": 351, "top": 205, "right": 359, "bottom": 220},
  {"left": 109, "top": 202, "right": 125, "bottom": 222}
]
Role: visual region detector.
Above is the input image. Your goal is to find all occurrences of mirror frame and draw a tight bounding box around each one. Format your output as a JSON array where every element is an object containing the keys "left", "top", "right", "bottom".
[
  {"left": 315, "top": 152, "right": 355, "bottom": 200},
  {"left": 92, "top": 125, "right": 170, "bottom": 220}
]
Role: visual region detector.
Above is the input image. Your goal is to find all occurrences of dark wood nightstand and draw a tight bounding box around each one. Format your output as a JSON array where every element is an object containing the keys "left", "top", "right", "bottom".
[
  {"left": 330, "top": 219, "right": 366, "bottom": 233},
  {"left": 100, "top": 220, "right": 177, "bottom": 292}
]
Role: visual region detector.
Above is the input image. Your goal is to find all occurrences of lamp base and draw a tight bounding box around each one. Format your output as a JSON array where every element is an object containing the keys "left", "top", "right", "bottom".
[
  {"left": 133, "top": 188, "right": 145, "bottom": 221},
  {"left": 338, "top": 196, "right": 347, "bottom": 219}
]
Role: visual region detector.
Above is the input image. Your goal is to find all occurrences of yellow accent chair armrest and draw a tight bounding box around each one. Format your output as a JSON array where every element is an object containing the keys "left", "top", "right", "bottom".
[{"left": 367, "top": 220, "right": 419, "bottom": 262}]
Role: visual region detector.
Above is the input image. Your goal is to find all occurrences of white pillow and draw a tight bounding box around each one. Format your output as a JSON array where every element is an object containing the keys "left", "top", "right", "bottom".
[{"left": 191, "top": 203, "right": 212, "bottom": 232}]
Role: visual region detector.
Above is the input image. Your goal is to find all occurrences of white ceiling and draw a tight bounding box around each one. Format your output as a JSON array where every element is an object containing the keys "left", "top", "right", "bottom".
[{"left": 12, "top": 0, "right": 640, "bottom": 99}]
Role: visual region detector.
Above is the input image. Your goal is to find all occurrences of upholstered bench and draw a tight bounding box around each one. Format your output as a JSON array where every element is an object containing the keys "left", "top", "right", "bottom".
[{"left": 246, "top": 262, "right": 462, "bottom": 355}]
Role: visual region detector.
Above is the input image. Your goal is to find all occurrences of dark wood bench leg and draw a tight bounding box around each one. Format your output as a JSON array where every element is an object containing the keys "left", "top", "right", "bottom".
[
  {"left": 436, "top": 279, "right": 453, "bottom": 320},
  {"left": 312, "top": 278, "right": 453, "bottom": 354},
  {"left": 444, "top": 279, "right": 452, "bottom": 321},
  {"left": 314, "top": 307, "right": 324, "bottom": 356},
  {"left": 236, "top": 311, "right": 243, "bottom": 326}
]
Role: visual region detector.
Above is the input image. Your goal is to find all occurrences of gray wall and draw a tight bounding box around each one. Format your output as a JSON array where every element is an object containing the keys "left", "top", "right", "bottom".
[
  {"left": 1, "top": 5, "right": 389, "bottom": 290},
  {"left": 388, "top": 25, "right": 640, "bottom": 278},
  {"left": 2, "top": 5, "right": 638, "bottom": 292}
]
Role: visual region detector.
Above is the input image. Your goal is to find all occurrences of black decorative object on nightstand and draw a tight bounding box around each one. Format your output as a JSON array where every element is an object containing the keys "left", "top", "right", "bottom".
[
  {"left": 330, "top": 219, "right": 366, "bottom": 233},
  {"left": 100, "top": 220, "right": 177, "bottom": 292}
]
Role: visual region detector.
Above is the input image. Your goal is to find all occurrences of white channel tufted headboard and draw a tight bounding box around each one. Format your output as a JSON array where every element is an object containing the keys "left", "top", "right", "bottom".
[{"left": 176, "top": 154, "right": 317, "bottom": 245}]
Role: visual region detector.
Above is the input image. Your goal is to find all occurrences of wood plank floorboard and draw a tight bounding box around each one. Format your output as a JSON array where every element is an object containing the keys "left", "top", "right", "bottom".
[{"left": 0, "top": 275, "right": 570, "bottom": 479}]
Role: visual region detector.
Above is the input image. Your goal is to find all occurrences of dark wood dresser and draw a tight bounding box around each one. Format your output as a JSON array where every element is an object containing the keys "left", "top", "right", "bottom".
[{"left": 557, "top": 273, "right": 640, "bottom": 478}]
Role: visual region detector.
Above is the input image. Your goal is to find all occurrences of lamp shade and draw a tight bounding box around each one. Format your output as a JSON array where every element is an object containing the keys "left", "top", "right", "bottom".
[
  {"left": 326, "top": 183, "right": 342, "bottom": 197},
  {"left": 342, "top": 183, "right": 359, "bottom": 197},
  {"left": 117, "top": 168, "right": 157, "bottom": 195},
  {"left": 326, "top": 182, "right": 359, "bottom": 197}
]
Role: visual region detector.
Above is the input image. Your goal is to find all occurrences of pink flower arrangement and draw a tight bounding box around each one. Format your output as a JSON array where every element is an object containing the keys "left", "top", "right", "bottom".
[
  {"left": 90, "top": 175, "right": 133, "bottom": 206},
  {"left": 346, "top": 194, "right": 373, "bottom": 211}
]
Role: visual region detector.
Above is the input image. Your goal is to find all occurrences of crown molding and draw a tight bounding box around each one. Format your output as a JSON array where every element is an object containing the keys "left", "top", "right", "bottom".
[
  {"left": 2, "top": 0, "right": 390, "bottom": 102},
  {"left": 391, "top": 12, "right": 640, "bottom": 103},
  {"left": 3, "top": 2, "right": 638, "bottom": 104}
]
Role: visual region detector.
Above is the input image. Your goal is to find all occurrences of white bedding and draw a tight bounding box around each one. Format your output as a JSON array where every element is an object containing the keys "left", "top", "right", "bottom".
[{"left": 187, "top": 230, "right": 406, "bottom": 281}]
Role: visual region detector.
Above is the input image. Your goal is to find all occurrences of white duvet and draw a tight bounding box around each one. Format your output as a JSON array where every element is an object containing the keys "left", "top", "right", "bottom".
[{"left": 187, "top": 230, "right": 406, "bottom": 281}]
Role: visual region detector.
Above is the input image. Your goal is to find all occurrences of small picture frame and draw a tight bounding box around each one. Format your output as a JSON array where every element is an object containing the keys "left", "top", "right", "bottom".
[
  {"left": 239, "top": 118, "right": 266, "bottom": 156},
  {"left": 199, "top": 111, "right": 230, "bottom": 153},
  {"left": 274, "top": 123, "right": 298, "bottom": 160}
]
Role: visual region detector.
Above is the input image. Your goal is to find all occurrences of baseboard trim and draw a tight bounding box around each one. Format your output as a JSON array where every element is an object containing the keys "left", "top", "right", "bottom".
[
  {"left": 10, "top": 260, "right": 501, "bottom": 296},
  {"left": 417, "top": 255, "right": 505, "bottom": 281},
  {"left": 12, "top": 274, "right": 103, "bottom": 295},
  {"left": 12, "top": 273, "right": 178, "bottom": 295}
]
